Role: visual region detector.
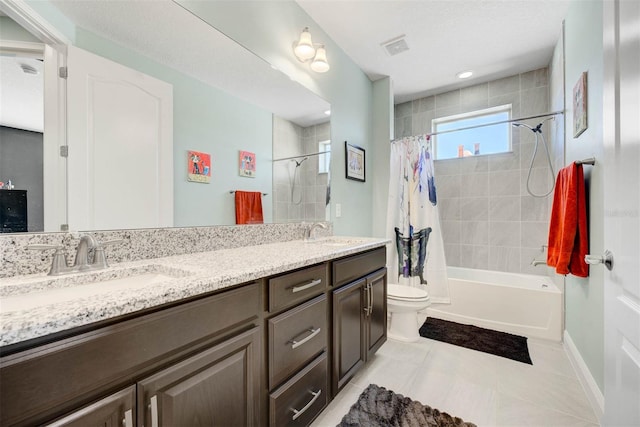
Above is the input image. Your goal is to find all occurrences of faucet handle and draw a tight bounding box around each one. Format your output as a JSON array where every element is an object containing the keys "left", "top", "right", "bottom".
[
  {"left": 92, "top": 239, "right": 126, "bottom": 269},
  {"left": 27, "top": 244, "right": 69, "bottom": 276}
]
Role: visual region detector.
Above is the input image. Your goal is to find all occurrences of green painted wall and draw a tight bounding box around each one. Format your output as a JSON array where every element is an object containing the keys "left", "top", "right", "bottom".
[
  {"left": 563, "top": 0, "right": 605, "bottom": 393},
  {"left": 73, "top": 29, "right": 273, "bottom": 227},
  {"left": 176, "top": 0, "right": 376, "bottom": 236},
  {"left": 0, "top": 16, "right": 41, "bottom": 42}
]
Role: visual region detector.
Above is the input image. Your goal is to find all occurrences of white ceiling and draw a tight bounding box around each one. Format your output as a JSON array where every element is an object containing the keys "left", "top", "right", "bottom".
[
  {"left": 3, "top": 0, "right": 572, "bottom": 134},
  {"left": 297, "top": 0, "right": 571, "bottom": 103}
]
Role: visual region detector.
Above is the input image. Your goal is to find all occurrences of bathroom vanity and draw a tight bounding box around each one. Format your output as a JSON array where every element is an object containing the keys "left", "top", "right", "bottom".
[{"left": 0, "top": 237, "right": 388, "bottom": 426}]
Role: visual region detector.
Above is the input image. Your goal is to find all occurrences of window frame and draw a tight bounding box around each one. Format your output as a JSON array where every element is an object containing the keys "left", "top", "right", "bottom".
[{"left": 431, "top": 104, "right": 512, "bottom": 160}]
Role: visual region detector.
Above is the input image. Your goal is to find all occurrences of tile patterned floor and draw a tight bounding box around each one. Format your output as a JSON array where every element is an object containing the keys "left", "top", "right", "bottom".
[{"left": 311, "top": 333, "right": 599, "bottom": 427}]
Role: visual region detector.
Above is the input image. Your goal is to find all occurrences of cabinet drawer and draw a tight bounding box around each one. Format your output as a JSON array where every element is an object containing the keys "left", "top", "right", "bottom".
[
  {"left": 269, "top": 353, "right": 328, "bottom": 427},
  {"left": 269, "top": 294, "right": 327, "bottom": 390},
  {"left": 333, "top": 247, "right": 386, "bottom": 288},
  {"left": 268, "top": 264, "right": 328, "bottom": 312}
]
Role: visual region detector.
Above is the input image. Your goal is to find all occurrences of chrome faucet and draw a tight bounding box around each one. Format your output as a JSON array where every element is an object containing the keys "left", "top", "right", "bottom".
[
  {"left": 305, "top": 222, "right": 327, "bottom": 241},
  {"left": 531, "top": 259, "right": 547, "bottom": 267},
  {"left": 73, "top": 234, "right": 97, "bottom": 270},
  {"left": 28, "top": 234, "right": 125, "bottom": 276}
]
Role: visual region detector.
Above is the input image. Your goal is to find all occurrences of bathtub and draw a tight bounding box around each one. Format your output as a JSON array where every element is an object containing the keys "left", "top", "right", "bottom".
[{"left": 426, "top": 267, "right": 562, "bottom": 341}]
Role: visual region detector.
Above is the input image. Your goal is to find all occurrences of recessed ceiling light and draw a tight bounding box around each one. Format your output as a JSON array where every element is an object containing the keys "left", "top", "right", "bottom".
[
  {"left": 456, "top": 70, "right": 473, "bottom": 79},
  {"left": 324, "top": 110, "right": 331, "bottom": 116}
]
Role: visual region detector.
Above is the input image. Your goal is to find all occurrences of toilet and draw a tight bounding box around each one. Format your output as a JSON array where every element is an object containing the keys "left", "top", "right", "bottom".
[{"left": 387, "top": 283, "right": 431, "bottom": 342}]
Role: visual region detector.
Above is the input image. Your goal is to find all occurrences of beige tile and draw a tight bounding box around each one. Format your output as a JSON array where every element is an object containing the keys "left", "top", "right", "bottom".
[
  {"left": 460, "top": 172, "right": 489, "bottom": 197},
  {"left": 489, "top": 196, "right": 521, "bottom": 221},
  {"left": 496, "top": 393, "right": 598, "bottom": 427},
  {"left": 436, "top": 90, "right": 461, "bottom": 109},
  {"left": 496, "top": 362, "right": 598, "bottom": 423},
  {"left": 310, "top": 383, "right": 364, "bottom": 427},
  {"left": 489, "top": 75, "right": 520, "bottom": 97},
  {"left": 460, "top": 221, "right": 489, "bottom": 245}
]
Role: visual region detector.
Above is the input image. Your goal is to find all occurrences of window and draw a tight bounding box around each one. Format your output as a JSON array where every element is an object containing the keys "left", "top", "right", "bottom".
[
  {"left": 318, "top": 140, "right": 331, "bottom": 174},
  {"left": 432, "top": 105, "right": 512, "bottom": 160}
]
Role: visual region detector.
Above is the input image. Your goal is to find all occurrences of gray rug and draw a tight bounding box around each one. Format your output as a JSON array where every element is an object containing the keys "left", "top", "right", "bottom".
[{"left": 338, "top": 384, "right": 476, "bottom": 427}]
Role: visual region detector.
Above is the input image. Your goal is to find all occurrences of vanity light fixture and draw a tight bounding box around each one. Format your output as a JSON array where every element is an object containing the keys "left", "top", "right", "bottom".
[{"left": 293, "top": 27, "right": 330, "bottom": 73}]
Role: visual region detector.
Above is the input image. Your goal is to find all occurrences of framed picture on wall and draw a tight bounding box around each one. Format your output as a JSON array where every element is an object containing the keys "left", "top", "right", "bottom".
[
  {"left": 187, "top": 150, "right": 211, "bottom": 183},
  {"left": 573, "top": 71, "right": 588, "bottom": 138},
  {"left": 239, "top": 150, "right": 256, "bottom": 177},
  {"left": 345, "top": 141, "right": 365, "bottom": 182}
]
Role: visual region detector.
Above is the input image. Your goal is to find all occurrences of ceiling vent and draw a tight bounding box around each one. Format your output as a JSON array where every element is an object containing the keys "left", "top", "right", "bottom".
[
  {"left": 381, "top": 35, "right": 409, "bottom": 56},
  {"left": 20, "top": 64, "right": 39, "bottom": 75}
]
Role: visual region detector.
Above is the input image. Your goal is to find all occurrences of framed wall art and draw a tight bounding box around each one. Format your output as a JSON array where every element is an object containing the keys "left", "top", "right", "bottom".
[
  {"left": 573, "top": 71, "right": 588, "bottom": 138},
  {"left": 345, "top": 141, "right": 365, "bottom": 182},
  {"left": 187, "top": 150, "right": 211, "bottom": 183},
  {"left": 239, "top": 150, "right": 256, "bottom": 177}
]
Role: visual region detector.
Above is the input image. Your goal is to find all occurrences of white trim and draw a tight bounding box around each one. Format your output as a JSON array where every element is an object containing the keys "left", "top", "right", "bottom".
[
  {"left": 0, "top": 40, "right": 45, "bottom": 58},
  {"left": 563, "top": 330, "right": 604, "bottom": 422},
  {"left": 1, "top": 0, "right": 69, "bottom": 231},
  {"left": 0, "top": 0, "right": 71, "bottom": 46}
]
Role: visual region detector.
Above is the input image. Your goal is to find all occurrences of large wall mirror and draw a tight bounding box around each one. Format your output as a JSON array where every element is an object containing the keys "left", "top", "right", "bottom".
[{"left": 0, "top": 0, "right": 331, "bottom": 233}]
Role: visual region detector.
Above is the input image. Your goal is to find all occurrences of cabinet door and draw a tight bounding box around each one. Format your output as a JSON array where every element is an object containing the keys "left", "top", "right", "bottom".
[
  {"left": 332, "top": 278, "right": 365, "bottom": 394},
  {"left": 46, "top": 386, "right": 135, "bottom": 427},
  {"left": 365, "top": 268, "right": 387, "bottom": 360},
  {"left": 138, "top": 326, "right": 260, "bottom": 427}
]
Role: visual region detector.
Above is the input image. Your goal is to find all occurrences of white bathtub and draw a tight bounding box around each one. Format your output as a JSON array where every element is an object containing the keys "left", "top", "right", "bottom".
[{"left": 426, "top": 267, "right": 563, "bottom": 341}]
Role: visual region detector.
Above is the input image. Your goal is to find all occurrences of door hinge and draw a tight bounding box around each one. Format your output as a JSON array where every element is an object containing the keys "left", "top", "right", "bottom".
[
  {"left": 60, "top": 146, "right": 68, "bottom": 157},
  {"left": 60, "top": 224, "right": 69, "bottom": 231},
  {"left": 59, "top": 66, "right": 68, "bottom": 79}
]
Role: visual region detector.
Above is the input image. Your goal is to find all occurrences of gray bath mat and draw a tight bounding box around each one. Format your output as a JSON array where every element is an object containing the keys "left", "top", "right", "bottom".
[
  {"left": 419, "top": 317, "right": 532, "bottom": 364},
  {"left": 338, "top": 384, "right": 476, "bottom": 427}
]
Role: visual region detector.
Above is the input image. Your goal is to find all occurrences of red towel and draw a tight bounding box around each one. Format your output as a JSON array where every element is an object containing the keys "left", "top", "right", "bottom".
[
  {"left": 234, "top": 191, "right": 264, "bottom": 225},
  {"left": 547, "top": 163, "right": 589, "bottom": 277}
]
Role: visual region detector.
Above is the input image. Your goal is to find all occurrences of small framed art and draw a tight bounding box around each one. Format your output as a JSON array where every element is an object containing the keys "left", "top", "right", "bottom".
[
  {"left": 573, "top": 71, "right": 588, "bottom": 138},
  {"left": 187, "top": 150, "right": 211, "bottom": 183},
  {"left": 239, "top": 150, "right": 256, "bottom": 177},
  {"left": 345, "top": 141, "right": 365, "bottom": 182}
]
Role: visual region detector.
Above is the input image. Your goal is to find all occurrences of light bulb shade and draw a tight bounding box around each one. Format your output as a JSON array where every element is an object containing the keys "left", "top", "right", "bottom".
[
  {"left": 294, "top": 28, "right": 316, "bottom": 60},
  {"left": 310, "top": 46, "right": 330, "bottom": 73}
]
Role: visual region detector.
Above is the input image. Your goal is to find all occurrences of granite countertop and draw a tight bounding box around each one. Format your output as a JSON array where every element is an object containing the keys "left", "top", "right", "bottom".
[{"left": 0, "top": 237, "right": 389, "bottom": 347}]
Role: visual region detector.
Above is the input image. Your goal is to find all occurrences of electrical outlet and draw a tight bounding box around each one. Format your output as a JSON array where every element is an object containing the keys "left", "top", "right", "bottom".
[{"left": 335, "top": 203, "right": 342, "bottom": 218}]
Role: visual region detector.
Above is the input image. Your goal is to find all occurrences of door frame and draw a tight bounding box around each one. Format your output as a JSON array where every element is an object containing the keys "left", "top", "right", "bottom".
[{"left": 0, "top": 0, "right": 69, "bottom": 231}]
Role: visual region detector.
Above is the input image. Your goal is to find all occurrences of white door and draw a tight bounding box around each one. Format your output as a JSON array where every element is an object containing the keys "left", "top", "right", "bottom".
[
  {"left": 67, "top": 46, "right": 173, "bottom": 231},
  {"left": 602, "top": 0, "right": 640, "bottom": 425}
]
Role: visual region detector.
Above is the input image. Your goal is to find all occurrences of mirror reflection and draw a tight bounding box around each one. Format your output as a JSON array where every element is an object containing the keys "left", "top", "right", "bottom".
[{"left": 0, "top": 0, "right": 330, "bottom": 233}]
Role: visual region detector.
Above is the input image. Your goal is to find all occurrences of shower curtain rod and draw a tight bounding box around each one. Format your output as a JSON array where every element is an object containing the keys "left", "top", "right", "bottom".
[
  {"left": 393, "top": 111, "right": 564, "bottom": 140},
  {"left": 272, "top": 150, "right": 330, "bottom": 162}
]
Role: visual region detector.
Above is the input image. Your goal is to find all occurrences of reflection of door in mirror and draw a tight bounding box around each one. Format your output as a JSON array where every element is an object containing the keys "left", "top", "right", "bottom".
[
  {"left": 66, "top": 46, "right": 173, "bottom": 231},
  {"left": 0, "top": 18, "right": 45, "bottom": 232},
  {"left": 272, "top": 116, "right": 330, "bottom": 223}
]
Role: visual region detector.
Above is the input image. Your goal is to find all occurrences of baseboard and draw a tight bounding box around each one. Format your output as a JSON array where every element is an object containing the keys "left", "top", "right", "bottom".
[{"left": 563, "top": 330, "right": 604, "bottom": 422}]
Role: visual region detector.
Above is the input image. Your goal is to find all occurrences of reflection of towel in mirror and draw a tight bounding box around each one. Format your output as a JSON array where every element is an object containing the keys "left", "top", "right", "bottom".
[
  {"left": 235, "top": 191, "right": 263, "bottom": 225},
  {"left": 547, "top": 163, "right": 588, "bottom": 277}
]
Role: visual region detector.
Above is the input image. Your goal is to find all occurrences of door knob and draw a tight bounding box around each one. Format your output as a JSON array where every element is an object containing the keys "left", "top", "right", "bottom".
[{"left": 584, "top": 250, "right": 613, "bottom": 271}]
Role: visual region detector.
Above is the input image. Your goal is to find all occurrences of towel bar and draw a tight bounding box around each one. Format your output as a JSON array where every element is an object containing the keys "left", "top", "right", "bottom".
[
  {"left": 575, "top": 157, "right": 596, "bottom": 165},
  {"left": 229, "top": 191, "right": 268, "bottom": 196}
]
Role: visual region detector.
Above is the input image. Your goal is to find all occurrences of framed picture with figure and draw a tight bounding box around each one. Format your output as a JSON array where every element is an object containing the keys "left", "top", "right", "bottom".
[{"left": 345, "top": 141, "right": 365, "bottom": 182}]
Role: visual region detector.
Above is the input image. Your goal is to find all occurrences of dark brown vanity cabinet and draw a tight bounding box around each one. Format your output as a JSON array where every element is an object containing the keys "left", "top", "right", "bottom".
[
  {"left": 266, "top": 264, "right": 330, "bottom": 427},
  {"left": 0, "top": 283, "right": 261, "bottom": 426},
  {"left": 45, "top": 386, "right": 136, "bottom": 427},
  {"left": 332, "top": 248, "right": 387, "bottom": 394},
  {"left": 137, "top": 326, "right": 261, "bottom": 427}
]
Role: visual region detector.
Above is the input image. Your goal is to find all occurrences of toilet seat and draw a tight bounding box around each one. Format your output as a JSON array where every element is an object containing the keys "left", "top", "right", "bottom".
[{"left": 388, "top": 284, "right": 429, "bottom": 301}]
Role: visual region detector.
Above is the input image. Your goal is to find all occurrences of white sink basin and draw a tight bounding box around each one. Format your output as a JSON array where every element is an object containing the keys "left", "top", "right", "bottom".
[
  {"left": 1, "top": 269, "right": 187, "bottom": 314},
  {"left": 306, "top": 237, "right": 367, "bottom": 247}
]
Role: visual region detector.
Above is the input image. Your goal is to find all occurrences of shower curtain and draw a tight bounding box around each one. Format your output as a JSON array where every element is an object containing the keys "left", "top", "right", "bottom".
[{"left": 386, "top": 135, "right": 450, "bottom": 303}]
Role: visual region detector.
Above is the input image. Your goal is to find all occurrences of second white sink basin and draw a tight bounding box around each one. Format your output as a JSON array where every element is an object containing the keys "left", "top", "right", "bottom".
[{"left": 306, "top": 237, "right": 367, "bottom": 247}]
